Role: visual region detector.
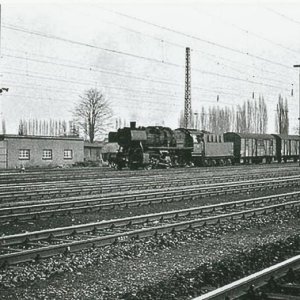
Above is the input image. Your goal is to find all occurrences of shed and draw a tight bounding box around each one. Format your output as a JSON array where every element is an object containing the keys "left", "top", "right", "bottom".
[
  {"left": 0, "top": 134, "right": 84, "bottom": 169},
  {"left": 84, "top": 141, "right": 104, "bottom": 162}
]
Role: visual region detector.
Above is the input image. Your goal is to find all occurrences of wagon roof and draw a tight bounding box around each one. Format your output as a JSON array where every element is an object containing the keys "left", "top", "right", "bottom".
[
  {"left": 225, "top": 132, "right": 275, "bottom": 139},
  {"left": 271, "top": 134, "right": 300, "bottom": 140}
]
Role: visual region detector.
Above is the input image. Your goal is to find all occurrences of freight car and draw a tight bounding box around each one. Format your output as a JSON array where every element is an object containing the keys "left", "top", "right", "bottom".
[
  {"left": 272, "top": 134, "right": 300, "bottom": 163},
  {"left": 108, "top": 122, "right": 234, "bottom": 170},
  {"left": 223, "top": 132, "right": 276, "bottom": 164}
]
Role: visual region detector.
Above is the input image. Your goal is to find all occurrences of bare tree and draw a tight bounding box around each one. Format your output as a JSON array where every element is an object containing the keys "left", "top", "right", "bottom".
[
  {"left": 200, "top": 107, "right": 207, "bottom": 130},
  {"left": 275, "top": 94, "right": 289, "bottom": 134},
  {"left": 73, "top": 88, "right": 113, "bottom": 142},
  {"left": 193, "top": 105, "right": 235, "bottom": 133},
  {"left": 1, "top": 119, "right": 6, "bottom": 134},
  {"left": 18, "top": 119, "right": 73, "bottom": 136},
  {"left": 178, "top": 109, "right": 194, "bottom": 128},
  {"left": 235, "top": 97, "right": 268, "bottom": 134},
  {"left": 258, "top": 95, "right": 268, "bottom": 133},
  {"left": 236, "top": 103, "right": 247, "bottom": 133}
]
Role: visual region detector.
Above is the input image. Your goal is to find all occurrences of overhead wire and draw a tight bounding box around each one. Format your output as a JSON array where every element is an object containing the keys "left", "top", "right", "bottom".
[
  {"left": 2, "top": 23, "right": 179, "bottom": 67},
  {"left": 3, "top": 92, "right": 181, "bottom": 111},
  {"left": 2, "top": 69, "right": 182, "bottom": 100},
  {"left": 98, "top": 6, "right": 294, "bottom": 70},
  {"left": 1, "top": 15, "right": 295, "bottom": 113},
  {"left": 4, "top": 68, "right": 249, "bottom": 107},
  {"left": 89, "top": 14, "right": 295, "bottom": 82},
  {"left": 3, "top": 65, "right": 287, "bottom": 104},
  {"left": 2, "top": 22, "right": 295, "bottom": 90},
  {"left": 264, "top": 6, "right": 300, "bottom": 26},
  {"left": 1, "top": 46, "right": 291, "bottom": 92},
  {"left": 2, "top": 49, "right": 268, "bottom": 98},
  {"left": 192, "top": 7, "right": 300, "bottom": 56},
  {"left": 3, "top": 45, "right": 292, "bottom": 92}
]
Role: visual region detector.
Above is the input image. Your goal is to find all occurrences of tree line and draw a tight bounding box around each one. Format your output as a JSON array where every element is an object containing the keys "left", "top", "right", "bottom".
[
  {"left": 15, "top": 88, "right": 290, "bottom": 142},
  {"left": 179, "top": 94, "right": 289, "bottom": 135},
  {"left": 18, "top": 119, "right": 79, "bottom": 137}
]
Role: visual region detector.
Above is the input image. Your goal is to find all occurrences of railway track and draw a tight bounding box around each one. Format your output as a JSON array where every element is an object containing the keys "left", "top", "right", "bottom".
[
  {"left": 0, "top": 163, "right": 297, "bottom": 184},
  {"left": 0, "top": 192, "right": 299, "bottom": 266},
  {"left": 0, "top": 167, "right": 299, "bottom": 194},
  {"left": 1, "top": 176, "right": 300, "bottom": 222},
  {"left": 195, "top": 254, "right": 300, "bottom": 300},
  {"left": 1, "top": 171, "right": 300, "bottom": 204}
]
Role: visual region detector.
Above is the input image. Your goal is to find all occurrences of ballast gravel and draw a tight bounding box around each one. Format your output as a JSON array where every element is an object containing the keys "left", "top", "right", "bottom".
[{"left": 0, "top": 210, "right": 299, "bottom": 299}]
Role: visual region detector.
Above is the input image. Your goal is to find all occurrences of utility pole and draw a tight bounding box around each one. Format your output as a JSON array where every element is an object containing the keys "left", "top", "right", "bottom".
[
  {"left": 294, "top": 65, "right": 300, "bottom": 166},
  {"left": 184, "top": 47, "right": 191, "bottom": 129}
]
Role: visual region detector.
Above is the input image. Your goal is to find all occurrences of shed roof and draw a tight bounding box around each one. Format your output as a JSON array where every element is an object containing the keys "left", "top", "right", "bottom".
[
  {"left": 84, "top": 141, "right": 105, "bottom": 148},
  {"left": 0, "top": 134, "right": 83, "bottom": 141}
]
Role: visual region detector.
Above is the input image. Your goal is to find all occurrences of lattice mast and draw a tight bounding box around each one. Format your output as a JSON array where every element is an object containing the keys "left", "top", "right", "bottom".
[{"left": 184, "top": 47, "right": 192, "bottom": 129}]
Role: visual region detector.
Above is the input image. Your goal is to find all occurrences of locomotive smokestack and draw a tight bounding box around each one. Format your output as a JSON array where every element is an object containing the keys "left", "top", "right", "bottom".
[{"left": 130, "top": 121, "right": 136, "bottom": 129}]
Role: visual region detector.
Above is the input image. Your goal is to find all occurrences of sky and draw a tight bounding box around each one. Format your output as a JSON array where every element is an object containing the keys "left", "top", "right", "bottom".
[{"left": 0, "top": 0, "right": 300, "bottom": 135}]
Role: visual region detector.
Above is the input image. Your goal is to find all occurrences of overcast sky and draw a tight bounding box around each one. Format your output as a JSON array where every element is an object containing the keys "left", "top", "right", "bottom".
[{"left": 1, "top": 0, "right": 300, "bottom": 135}]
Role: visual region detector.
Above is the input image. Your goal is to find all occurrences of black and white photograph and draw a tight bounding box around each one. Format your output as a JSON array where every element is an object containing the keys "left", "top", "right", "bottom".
[{"left": 1, "top": 0, "right": 300, "bottom": 299}]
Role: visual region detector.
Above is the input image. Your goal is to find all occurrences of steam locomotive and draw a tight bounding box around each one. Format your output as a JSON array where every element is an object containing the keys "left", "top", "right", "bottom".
[
  {"left": 108, "top": 122, "right": 300, "bottom": 170},
  {"left": 108, "top": 122, "right": 232, "bottom": 169}
]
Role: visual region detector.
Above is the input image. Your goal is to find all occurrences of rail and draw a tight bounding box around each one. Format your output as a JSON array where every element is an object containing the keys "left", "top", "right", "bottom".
[
  {"left": 0, "top": 184, "right": 300, "bottom": 222},
  {"left": 2, "top": 173, "right": 300, "bottom": 207},
  {"left": 0, "top": 199, "right": 299, "bottom": 266},
  {"left": 0, "top": 163, "right": 296, "bottom": 184},
  {"left": 193, "top": 255, "right": 300, "bottom": 300}
]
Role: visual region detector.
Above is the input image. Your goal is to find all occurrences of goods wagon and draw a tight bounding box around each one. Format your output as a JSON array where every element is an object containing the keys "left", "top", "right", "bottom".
[
  {"left": 272, "top": 134, "right": 300, "bottom": 162},
  {"left": 224, "top": 132, "right": 276, "bottom": 164}
]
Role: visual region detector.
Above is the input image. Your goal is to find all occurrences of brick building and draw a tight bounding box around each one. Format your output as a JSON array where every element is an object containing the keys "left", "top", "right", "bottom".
[{"left": 0, "top": 135, "right": 84, "bottom": 169}]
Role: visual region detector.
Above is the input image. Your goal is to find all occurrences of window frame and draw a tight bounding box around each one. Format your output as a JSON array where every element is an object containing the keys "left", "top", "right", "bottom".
[
  {"left": 64, "top": 149, "right": 73, "bottom": 160},
  {"left": 42, "top": 149, "right": 53, "bottom": 160},
  {"left": 19, "top": 149, "right": 30, "bottom": 160}
]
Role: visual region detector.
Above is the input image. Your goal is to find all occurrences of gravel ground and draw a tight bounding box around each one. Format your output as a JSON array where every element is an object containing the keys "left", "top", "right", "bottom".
[
  {"left": 0, "top": 209, "right": 299, "bottom": 299},
  {"left": 2, "top": 185, "right": 300, "bottom": 235}
]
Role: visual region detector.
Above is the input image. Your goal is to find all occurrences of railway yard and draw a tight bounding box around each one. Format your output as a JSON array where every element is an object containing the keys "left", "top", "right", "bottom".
[{"left": 0, "top": 164, "right": 300, "bottom": 299}]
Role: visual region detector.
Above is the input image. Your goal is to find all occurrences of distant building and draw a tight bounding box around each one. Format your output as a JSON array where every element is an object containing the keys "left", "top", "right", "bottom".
[
  {"left": 84, "top": 141, "right": 104, "bottom": 162},
  {"left": 0, "top": 135, "right": 84, "bottom": 169},
  {"left": 84, "top": 141, "right": 119, "bottom": 163}
]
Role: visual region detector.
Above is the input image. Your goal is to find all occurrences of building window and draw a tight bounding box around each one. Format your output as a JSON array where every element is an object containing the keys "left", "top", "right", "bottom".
[
  {"left": 64, "top": 149, "right": 73, "bottom": 159},
  {"left": 19, "top": 149, "right": 30, "bottom": 160},
  {"left": 42, "top": 149, "right": 52, "bottom": 160}
]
